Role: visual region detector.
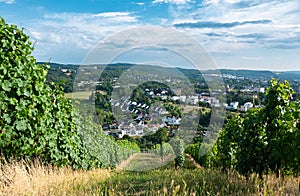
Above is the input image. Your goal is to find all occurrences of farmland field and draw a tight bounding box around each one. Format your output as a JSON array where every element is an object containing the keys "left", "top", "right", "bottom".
[{"left": 65, "top": 91, "right": 106, "bottom": 100}]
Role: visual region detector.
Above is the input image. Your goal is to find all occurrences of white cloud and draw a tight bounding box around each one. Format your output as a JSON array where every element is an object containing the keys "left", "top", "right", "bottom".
[
  {"left": 173, "top": 0, "right": 300, "bottom": 51},
  {"left": 44, "top": 12, "right": 138, "bottom": 24},
  {"left": 30, "top": 31, "right": 42, "bottom": 40},
  {"left": 0, "top": 0, "right": 15, "bottom": 4},
  {"left": 241, "top": 56, "right": 263, "bottom": 61},
  {"left": 203, "top": 0, "right": 241, "bottom": 6},
  {"left": 153, "top": 0, "right": 191, "bottom": 4},
  {"left": 132, "top": 2, "right": 145, "bottom": 6},
  {"left": 27, "top": 12, "right": 140, "bottom": 62}
]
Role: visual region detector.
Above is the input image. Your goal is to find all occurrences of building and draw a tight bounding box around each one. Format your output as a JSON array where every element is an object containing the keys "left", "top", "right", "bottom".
[
  {"left": 227, "top": 101, "right": 239, "bottom": 110},
  {"left": 118, "top": 123, "right": 136, "bottom": 137},
  {"left": 186, "top": 96, "right": 199, "bottom": 105},
  {"left": 162, "top": 116, "right": 181, "bottom": 125},
  {"left": 242, "top": 102, "right": 254, "bottom": 112}
]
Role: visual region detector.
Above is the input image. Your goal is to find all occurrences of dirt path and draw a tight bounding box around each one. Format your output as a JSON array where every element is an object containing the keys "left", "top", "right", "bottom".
[
  {"left": 185, "top": 153, "right": 201, "bottom": 169},
  {"left": 117, "top": 153, "right": 201, "bottom": 172},
  {"left": 116, "top": 153, "right": 139, "bottom": 172},
  {"left": 116, "top": 153, "right": 175, "bottom": 171}
]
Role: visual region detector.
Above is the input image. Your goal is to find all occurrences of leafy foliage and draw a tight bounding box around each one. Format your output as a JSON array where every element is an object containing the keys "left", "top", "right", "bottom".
[
  {"left": 150, "top": 142, "right": 174, "bottom": 158},
  {"left": 186, "top": 79, "right": 299, "bottom": 178},
  {"left": 170, "top": 138, "right": 185, "bottom": 169},
  {"left": 0, "top": 17, "right": 81, "bottom": 167},
  {"left": 0, "top": 18, "right": 139, "bottom": 169}
]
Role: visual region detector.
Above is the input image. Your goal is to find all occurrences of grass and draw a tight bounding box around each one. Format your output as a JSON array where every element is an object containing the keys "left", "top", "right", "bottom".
[
  {"left": 102, "top": 169, "right": 252, "bottom": 195},
  {"left": 0, "top": 159, "right": 110, "bottom": 196},
  {"left": 1, "top": 155, "right": 299, "bottom": 195},
  {"left": 118, "top": 153, "right": 175, "bottom": 171},
  {"left": 65, "top": 91, "right": 92, "bottom": 100},
  {"left": 182, "top": 105, "right": 210, "bottom": 113},
  {"left": 65, "top": 91, "right": 106, "bottom": 100},
  {"left": 100, "top": 161, "right": 300, "bottom": 195}
]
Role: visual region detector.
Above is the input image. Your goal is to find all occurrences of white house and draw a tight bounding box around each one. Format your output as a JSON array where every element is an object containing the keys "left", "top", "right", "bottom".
[
  {"left": 162, "top": 116, "right": 181, "bottom": 125},
  {"left": 171, "top": 96, "right": 180, "bottom": 101},
  {"left": 186, "top": 96, "right": 199, "bottom": 105},
  {"left": 119, "top": 122, "right": 136, "bottom": 137},
  {"left": 243, "top": 102, "right": 254, "bottom": 112},
  {"left": 227, "top": 101, "right": 239, "bottom": 110}
]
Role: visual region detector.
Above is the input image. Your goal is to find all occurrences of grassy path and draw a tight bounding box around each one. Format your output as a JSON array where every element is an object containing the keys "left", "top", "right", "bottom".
[
  {"left": 2, "top": 155, "right": 299, "bottom": 195},
  {"left": 117, "top": 153, "right": 175, "bottom": 171},
  {"left": 117, "top": 153, "right": 201, "bottom": 172},
  {"left": 98, "top": 154, "right": 299, "bottom": 195}
]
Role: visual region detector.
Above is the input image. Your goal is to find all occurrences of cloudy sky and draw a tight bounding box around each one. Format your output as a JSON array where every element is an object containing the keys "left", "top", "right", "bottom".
[{"left": 1, "top": 0, "right": 300, "bottom": 71}]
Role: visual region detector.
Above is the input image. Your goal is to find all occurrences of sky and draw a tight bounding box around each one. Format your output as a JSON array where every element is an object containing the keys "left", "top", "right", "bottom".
[{"left": 1, "top": 0, "right": 300, "bottom": 71}]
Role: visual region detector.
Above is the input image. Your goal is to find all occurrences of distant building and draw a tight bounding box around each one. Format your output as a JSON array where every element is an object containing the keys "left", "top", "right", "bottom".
[
  {"left": 118, "top": 123, "right": 136, "bottom": 137},
  {"left": 227, "top": 101, "right": 239, "bottom": 110},
  {"left": 242, "top": 102, "right": 254, "bottom": 112},
  {"left": 186, "top": 96, "right": 199, "bottom": 105},
  {"left": 171, "top": 96, "right": 180, "bottom": 101},
  {"left": 258, "top": 87, "right": 265, "bottom": 93},
  {"left": 162, "top": 116, "right": 181, "bottom": 125},
  {"left": 179, "top": 96, "right": 186, "bottom": 102}
]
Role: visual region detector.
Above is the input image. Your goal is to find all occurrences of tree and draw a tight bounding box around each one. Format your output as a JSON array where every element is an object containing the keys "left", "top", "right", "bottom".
[
  {"left": 154, "top": 127, "right": 169, "bottom": 161},
  {"left": 170, "top": 138, "right": 185, "bottom": 170}
]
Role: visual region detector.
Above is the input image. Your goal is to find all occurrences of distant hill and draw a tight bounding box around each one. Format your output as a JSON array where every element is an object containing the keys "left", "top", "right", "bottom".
[
  {"left": 204, "top": 69, "right": 275, "bottom": 79},
  {"left": 201, "top": 69, "right": 299, "bottom": 81},
  {"left": 40, "top": 62, "right": 300, "bottom": 84},
  {"left": 278, "top": 71, "right": 300, "bottom": 81}
]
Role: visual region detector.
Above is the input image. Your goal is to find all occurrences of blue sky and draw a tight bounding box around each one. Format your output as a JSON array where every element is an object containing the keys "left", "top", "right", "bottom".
[{"left": 1, "top": 0, "right": 300, "bottom": 71}]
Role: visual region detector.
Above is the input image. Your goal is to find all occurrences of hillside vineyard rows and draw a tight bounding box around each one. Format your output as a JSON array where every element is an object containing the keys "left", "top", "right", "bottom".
[{"left": 1, "top": 17, "right": 300, "bottom": 195}]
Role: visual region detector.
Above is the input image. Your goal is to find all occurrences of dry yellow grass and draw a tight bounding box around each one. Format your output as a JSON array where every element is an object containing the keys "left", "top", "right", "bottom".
[
  {"left": 257, "top": 174, "right": 300, "bottom": 195},
  {"left": 65, "top": 91, "right": 107, "bottom": 100},
  {"left": 0, "top": 160, "right": 110, "bottom": 196},
  {"left": 65, "top": 91, "right": 93, "bottom": 100},
  {"left": 1, "top": 157, "right": 299, "bottom": 195}
]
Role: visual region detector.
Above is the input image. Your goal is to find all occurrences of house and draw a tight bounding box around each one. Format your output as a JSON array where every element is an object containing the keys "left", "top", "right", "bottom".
[
  {"left": 162, "top": 116, "right": 181, "bottom": 125},
  {"left": 118, "top": 122, "right": 136, "bottom": 137},
  {"left": 171, "top": 96, "right": 180, "bottom": 101},
  {"left": 161, "top": 95, "right": 167, "bottom": 100},
  {"left": 227, "top": 101, "right": 239, "bottom": 110},
  {"left": 135, "top": 125, "right": 144, "bottom": 135},
  {"left": 242, "top": 102, "right": 253, "bottom": 112},
  {"left": 256, "top": 87, "right": 265, "bottom": 93},
  {"left": 180, "top": 96, "right": 186, "bottom": 102},
  {"left": 186, "top": 96, "right": 199, "bottom": 105}
]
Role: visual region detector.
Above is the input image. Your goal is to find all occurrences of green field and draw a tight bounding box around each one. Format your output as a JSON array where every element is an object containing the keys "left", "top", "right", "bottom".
[
  {"left": 182, "top": 105, "right": 211, "bottom": 113},
  {"left": 65, "top": 91, "right": 106, "bottom": 100},
  {"left": 65, "top": 91, "right": 92, "bottom": 99}
]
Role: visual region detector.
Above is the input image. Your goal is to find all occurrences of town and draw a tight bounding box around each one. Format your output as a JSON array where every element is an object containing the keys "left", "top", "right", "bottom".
[{"left": 44, "top": 63, "right": 300, "bottom": 139}]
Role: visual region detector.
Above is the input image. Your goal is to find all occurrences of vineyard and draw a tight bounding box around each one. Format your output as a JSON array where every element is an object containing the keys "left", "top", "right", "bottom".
[
  {"left": 0, "top": 18, "right": 139, "bottom": 169},
  {"left": 186, "top": 79, "right": 300, "bottom": 179},
  {"left": 0, "top": 17, "right": 300, "bottom": 195},
  {"left": 1, "top": 154, "right": 299, "bottom": 195}
]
